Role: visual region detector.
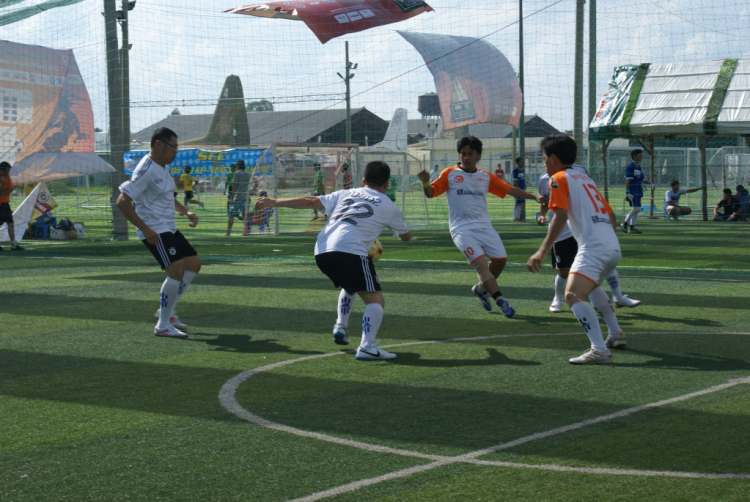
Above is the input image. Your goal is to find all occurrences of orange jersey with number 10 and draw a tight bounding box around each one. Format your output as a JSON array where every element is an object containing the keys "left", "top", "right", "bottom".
[{"left": 548, "top": 168, "right": 620, "bottom": 253}]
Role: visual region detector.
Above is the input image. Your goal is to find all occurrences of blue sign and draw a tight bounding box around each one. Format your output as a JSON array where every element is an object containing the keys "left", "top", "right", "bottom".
[{"left": 124, "top": 148, "right": 272, "bottom": 177}]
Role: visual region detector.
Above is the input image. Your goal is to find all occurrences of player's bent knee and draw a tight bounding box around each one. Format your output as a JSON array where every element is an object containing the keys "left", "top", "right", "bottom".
[{"left": 681, "top": 206, "right": 692, "bottom": 215}]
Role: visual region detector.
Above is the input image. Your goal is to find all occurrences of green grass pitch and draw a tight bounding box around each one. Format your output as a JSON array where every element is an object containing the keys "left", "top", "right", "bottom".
[{"left": 1, "top": 221, "right": 749, "bottom": 501}]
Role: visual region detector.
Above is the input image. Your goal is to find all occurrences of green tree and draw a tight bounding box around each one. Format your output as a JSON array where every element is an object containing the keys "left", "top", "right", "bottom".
[
  {"left": 246, "top": 100, "right": 274, "bottom": 112},
  {"left": 171, "top": 108, "right": 181, "bottom": 116}
]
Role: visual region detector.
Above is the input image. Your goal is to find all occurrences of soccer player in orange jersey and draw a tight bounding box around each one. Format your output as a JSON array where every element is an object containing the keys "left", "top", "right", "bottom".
[
  {"left": 528, "top": 135, "right": 625, "bottom": 364},
  {"left": 418, "top": 136, "right": 546, "bottom": 317}
]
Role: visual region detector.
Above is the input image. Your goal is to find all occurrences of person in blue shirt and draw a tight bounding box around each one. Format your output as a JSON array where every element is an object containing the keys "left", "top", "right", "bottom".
[
  {"left": 621, "top": 149, "right": 652, "bottom": 234},
  {"left": 512, "top": 157, "right": 526, "bottom": 222}
]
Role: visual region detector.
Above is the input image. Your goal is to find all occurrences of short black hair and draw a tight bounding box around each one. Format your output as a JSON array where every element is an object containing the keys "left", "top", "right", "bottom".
[
  {"left": 364, "top": 161, "right": 390, "bottom": 187},
  {"left": 540, "top": 135, "right": 577, "bottom": 165},
  {"left": 236, "top": 159, "right": 246, "bottom": 170},
  {"left": 151, "top": 127, "right": 177, "bottom": 148},
  {"left": 0, "top": 161, "right": 10, "bottom": 170},
  {"left": 183, "top": 166, "right": 191, "bottom": 172},
  {"left": 736, "top": 185, "right": 745, "bottom": 191},
  {"left": 342, "top": 164, "right": 349, "bottom": 171},
  {"left": 515, "top": 157, "right": 523, "bottom": 163},
  {"left": 631, "top": 149, "right": 643, "bottom": 159},
  {"left": 723, "top": 188, "right": 733, "bottom": 195},
  {"left": 456, "top": 135, "right": 482, "bottom": 155},
  {"left": 670, "top": 180, "right": 680, "bottom": 187}
]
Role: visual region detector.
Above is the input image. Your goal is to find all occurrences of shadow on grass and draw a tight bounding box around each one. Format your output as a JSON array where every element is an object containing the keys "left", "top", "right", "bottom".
[{"left": 394, "top": 347, "right": 542, "bottom": 368}]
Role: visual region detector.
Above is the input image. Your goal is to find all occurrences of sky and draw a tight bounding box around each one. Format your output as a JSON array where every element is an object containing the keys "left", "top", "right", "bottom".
[{"left": 1, "top": 0, "right": 748, "bottom": 138}]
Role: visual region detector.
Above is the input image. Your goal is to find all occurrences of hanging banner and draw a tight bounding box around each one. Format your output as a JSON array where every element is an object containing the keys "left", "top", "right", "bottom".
[
  {"left": 0, "top": 40, "right": 114, "bottom": 184},
  {"left": 398, "top": 31, "right": 522, "bottom": 130},
  {"left": 124, "top": 148, "right": 273, "bottom": 177},
  {"left": 226, "top": 0, "right": 433, "bottom": 44}
]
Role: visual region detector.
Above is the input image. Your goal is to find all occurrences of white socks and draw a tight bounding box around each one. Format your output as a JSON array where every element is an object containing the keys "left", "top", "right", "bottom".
[
  {"left": 606, "top": 270, "right": 623, "bottom": 300},
  {"left": 176, "top": 270, "right": 197, "bottom": 303},
  {"left": 554, "top": 274, "right": 567, "bottom": 302},
  {"left": 337, "top": 289, "right": 357, "bottom": 327},
  {"left": 360, "top": 303, "right": 384, "bottom": 349},
  {"left": 588, "top": 286, "right": 622, "bottom": 336},
  {"left": 571, "top": 301, "right": 607, "bottom": 353},
  {"left": 157, "top": 277, "right": 182, "bottom": 327},
  {"left": 625, "top": 208, "right": 640, "bottom": 226}
]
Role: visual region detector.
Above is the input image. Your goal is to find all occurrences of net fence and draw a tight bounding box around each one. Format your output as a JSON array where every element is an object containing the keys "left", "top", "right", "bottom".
[{"left": 1, "top": 0, "right": 750, "bottom": 241}]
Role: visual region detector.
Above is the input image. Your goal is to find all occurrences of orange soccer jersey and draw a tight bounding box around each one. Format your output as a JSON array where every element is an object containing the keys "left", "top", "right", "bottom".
[
  {"left": 0, "top": 175, "right": 13, "bottom": 204},
  {"left": 548, "top": 168, "right": 619, "bottom": 252}
]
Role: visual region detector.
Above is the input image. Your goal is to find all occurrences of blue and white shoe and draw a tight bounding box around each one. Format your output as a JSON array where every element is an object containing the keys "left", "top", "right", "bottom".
[
  {"left": 332, "top": 323, "right": 349, "bottom": 345},
  {"left": 472, "top": 285, "right": 492, "bottom": 311},
  {"left": 496, "top": 298, "right": 516, "bottom": 318}
]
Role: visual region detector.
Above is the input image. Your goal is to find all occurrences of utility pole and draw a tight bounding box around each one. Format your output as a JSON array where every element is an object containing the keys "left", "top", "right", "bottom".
[
  {"left": 588, "top": 0, "right": 597, "bottom": 174},
  {"left": 518, "top": 0, "right": 525, "bottom": 161},
  {"left": 337, "top": 41, "right": 357, "bottom": 144},
  {"left": 119, "top": 0, "right": 132, "bottom": 150},
  {"left": 104, "top": 0, "right": 128, "bottom": 240},
  {"left": 574, "top": 0, "right": 585, "bottom": 164}
]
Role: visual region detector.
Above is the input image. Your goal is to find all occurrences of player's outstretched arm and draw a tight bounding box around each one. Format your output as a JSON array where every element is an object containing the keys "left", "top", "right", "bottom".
[
  {"left": 256, "top": 195, "right": 324, "bottom": 210},
  {"left": 688, "top": 186, "right": 706, "bottom": 193},
  {"left": 417, "top": 169, "right": 434, "bottom": 198},
  {"left": 508, "top": 186, "right": 547, "bottom": 205}
]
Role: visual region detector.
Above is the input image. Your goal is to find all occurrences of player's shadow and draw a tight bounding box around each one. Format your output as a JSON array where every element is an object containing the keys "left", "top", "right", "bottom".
[
  {"left": 613, "top": 313, "right": 724, "bottom": 327},
  {"left": 185, "top": 334, "right": 322, "bottom": 355},
  {"left": 394, "top": 348, "right": 542, "bottom": 368},
  {"left": 615, "top": 349, "right": 750, "bottom": 371}
]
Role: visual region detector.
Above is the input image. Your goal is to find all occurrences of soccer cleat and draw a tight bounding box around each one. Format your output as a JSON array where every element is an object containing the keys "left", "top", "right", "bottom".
[
  {"left": 620, "top": 222, "right": 629, "bottom": 233},
  {"left": 153, "top": 309, "right": 188, "bottom": 330},
  {"left": 496, "top": 298, "right": 515, "bottom": 318},
  {"left": 569, "top": 348, "right": 612, "bottom": 365},
  {"left": 333, "top": 323, "right": 349, "bottom": 345},
  {"left": 154, "top": 326, "right": 188, "bottom": 339},
  {"left": 605, "top": 331, "right": 628, "bottom": 349},
  {"left": 614, "top": 295, "right": 641, "bottom": 309},
  {"left": 629, "top": 226, "right": 642, "bottom": 234},
  {"left": 11, "top": 244, "right": 24, "bottom": 250},
  {"left": 549, "top": 298, "right": 564, "bottom": 313},
  {"left": 472, "top": 285, "right": 492, "bottom": 311},
  {"left": 0, "top": 245, "right": 3, "bottom": 251},
  {"left": 355, "top": 341, "right": 396, "bottom": 361}
]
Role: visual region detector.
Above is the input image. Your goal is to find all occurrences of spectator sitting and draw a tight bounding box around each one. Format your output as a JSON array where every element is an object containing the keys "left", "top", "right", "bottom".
[
  {"left": 714, "top": 188, "right": 742, "bottom": 221},
  {"left": 246, "top": 191, "right": 273, "bottom": 234},
  {"left": 736, "top": 184, "right": 749, "bottom": 197},
  {"left": 664, "top": 180, "right": 704, "bottom": 220},
  {"left": 735, "top": 184, "right": 749, "bottom": 221}
]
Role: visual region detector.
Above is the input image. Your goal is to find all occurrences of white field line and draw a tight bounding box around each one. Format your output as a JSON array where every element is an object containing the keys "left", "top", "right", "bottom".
[{"left": 218, "top": 333, "right": 750, "bottom": 502}]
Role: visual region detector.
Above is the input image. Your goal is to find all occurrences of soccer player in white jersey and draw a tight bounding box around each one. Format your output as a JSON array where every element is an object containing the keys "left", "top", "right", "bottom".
[
  {"left": 664, "top": 179, "right": 704, "bottom": 220},
  {"left": 417, "top": 136, "right": 546, "bottom": 317},
  {"left": 538, "top": 165, "right": 641, "bottom": 313},
  {"left": 256, "top": 161, "right": 412, "bottom": 361},
  {"left": 528, "top": 135, "right": 625, "bottom": 365},
  {"left": 116, "top": 128, "right": 201, "bottom": 339}
]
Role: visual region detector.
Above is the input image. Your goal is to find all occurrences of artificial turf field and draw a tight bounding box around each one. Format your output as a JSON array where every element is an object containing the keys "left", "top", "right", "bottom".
[{"left": 1, "top": 221, "right": 749, "bottom": 501}]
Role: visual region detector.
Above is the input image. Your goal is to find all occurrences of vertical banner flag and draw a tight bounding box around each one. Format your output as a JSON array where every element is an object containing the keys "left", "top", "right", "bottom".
[
  {"left": 0, "top": 181, "right": 39, "bottom": 244},
  {"left": 30, "top": 181, "right": 57, "bottom": 220},
  {"left": 398, "top": 31, "right": 522, "bottom": 130},
  {"left": 0, "top": 40, "right": 114, "bottom": 183},
  {"left": 226, "top": 0, "right": 433, "bottom": 44}
]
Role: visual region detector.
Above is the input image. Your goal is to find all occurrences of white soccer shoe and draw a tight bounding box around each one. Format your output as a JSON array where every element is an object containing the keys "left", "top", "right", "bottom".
[
  {"left": 549, "top": 298, "right": 564, "bottom": 313},
  {"left": 333, "top": 323, "right": 349, "bottom": 346},
  {"left": 569, "top": 348, "right": 612, "bottom": 365},
  {"left": 154, "top": 325, "right": 188, "bottom": 339},
  {"left": 154, "top": 309, "right": 188, "bottom": 330},
  {"left": 614, "top": 295, "right": 641, "bottom": 309},
  {"left": 355, "top": 341, "right": 396, "bottom": 361},
  {"left": 605, "top": 331, "right": 628, "bottom": 349}
]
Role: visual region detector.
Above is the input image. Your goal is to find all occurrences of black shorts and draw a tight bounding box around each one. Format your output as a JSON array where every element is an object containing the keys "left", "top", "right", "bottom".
[
  {"left": 0, "top": 202, "right": 13, "bottom": 225},
  {"left": 315, "top": 251, "right": 381, "bottom": 295},
  {"left": 184, "top": 191, "right": 194, "bottom": 200},
  {"left": 551, "top": 236, "right": 578, "bottom": 270},
  {"left": 142, "top": 230, "right": 197, "bottom": 269}
]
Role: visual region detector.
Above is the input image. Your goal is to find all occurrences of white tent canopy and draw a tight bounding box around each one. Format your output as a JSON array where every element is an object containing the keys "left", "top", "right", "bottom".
[{"left": 590, "top": 58, "right": 750, "bottom": 139}]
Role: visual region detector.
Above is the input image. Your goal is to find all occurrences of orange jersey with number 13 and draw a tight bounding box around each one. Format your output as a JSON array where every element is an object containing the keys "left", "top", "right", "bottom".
[{"left": 548, "top": 168, "right": 620, "bottom": 253}]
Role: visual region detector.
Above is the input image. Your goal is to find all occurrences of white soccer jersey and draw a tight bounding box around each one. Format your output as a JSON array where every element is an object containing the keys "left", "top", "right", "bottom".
[
  {"left": 538, "top": 164, "right": 588, "bottom": 242},
  {"left": 664, "top": 188, "right": 687, "bottom": 211},
  {"left": 119, "top": 155, "right": 177, "bottom": 240},
  {"left": 315, "top": 187, "right": 409, "bottom": 257},
  {"left": 430, "top": 166, "right": 511, "bottom": 236},
  {"left": 548, "top": 167, "right": 620, "bottom": 253}
]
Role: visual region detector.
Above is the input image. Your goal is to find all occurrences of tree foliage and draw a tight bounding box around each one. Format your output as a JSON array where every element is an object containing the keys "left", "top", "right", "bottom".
[{"left": 246, "top": 100, "right": 274, "bottom": 112}]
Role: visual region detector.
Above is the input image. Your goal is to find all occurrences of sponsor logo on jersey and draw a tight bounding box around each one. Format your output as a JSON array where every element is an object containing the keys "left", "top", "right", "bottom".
[
  {"left": 168, "top": 247, "right": 177, "bottom": 255},
  {"left": 550, "top": 179, "right": 559, "bottom": 189},
  {"left": 456, "top": 189, "right": 485, "bottom": 197},
  {"left": 454, "top": 175, "right": 464, "bottom": 184},
  {"left": 591, "top": 215, "right": 611, "bottom": 224}
]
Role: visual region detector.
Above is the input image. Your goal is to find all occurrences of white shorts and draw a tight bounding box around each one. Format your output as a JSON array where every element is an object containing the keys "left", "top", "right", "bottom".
[
  {"left": 452, "top": 227, "right": 507, "bottom": 264},
  {"left": 570, "top": 247, "right": 621, "bottom": 285}
]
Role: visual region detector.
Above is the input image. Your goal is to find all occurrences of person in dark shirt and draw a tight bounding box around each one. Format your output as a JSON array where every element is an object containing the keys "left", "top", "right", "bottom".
[{"left": 714, "top": 189, "right": 742, "bottom": 221}]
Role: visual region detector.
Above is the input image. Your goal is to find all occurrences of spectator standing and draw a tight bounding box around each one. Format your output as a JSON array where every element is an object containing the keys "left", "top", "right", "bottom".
[
  {"left": 0, "top": 161, "right": 24, "bottom": 250},
  {"left": 341, "top": 164, "right": 353, "bottom": 190},
  {"left": 512, "top": 157, "right": 526, "bottom": 222},
  {"left": 227, "top": 160, "right": 250, "bottom": 235},
  {"left": 495, "top": 163, "right": 505, "bottom": 180}
]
